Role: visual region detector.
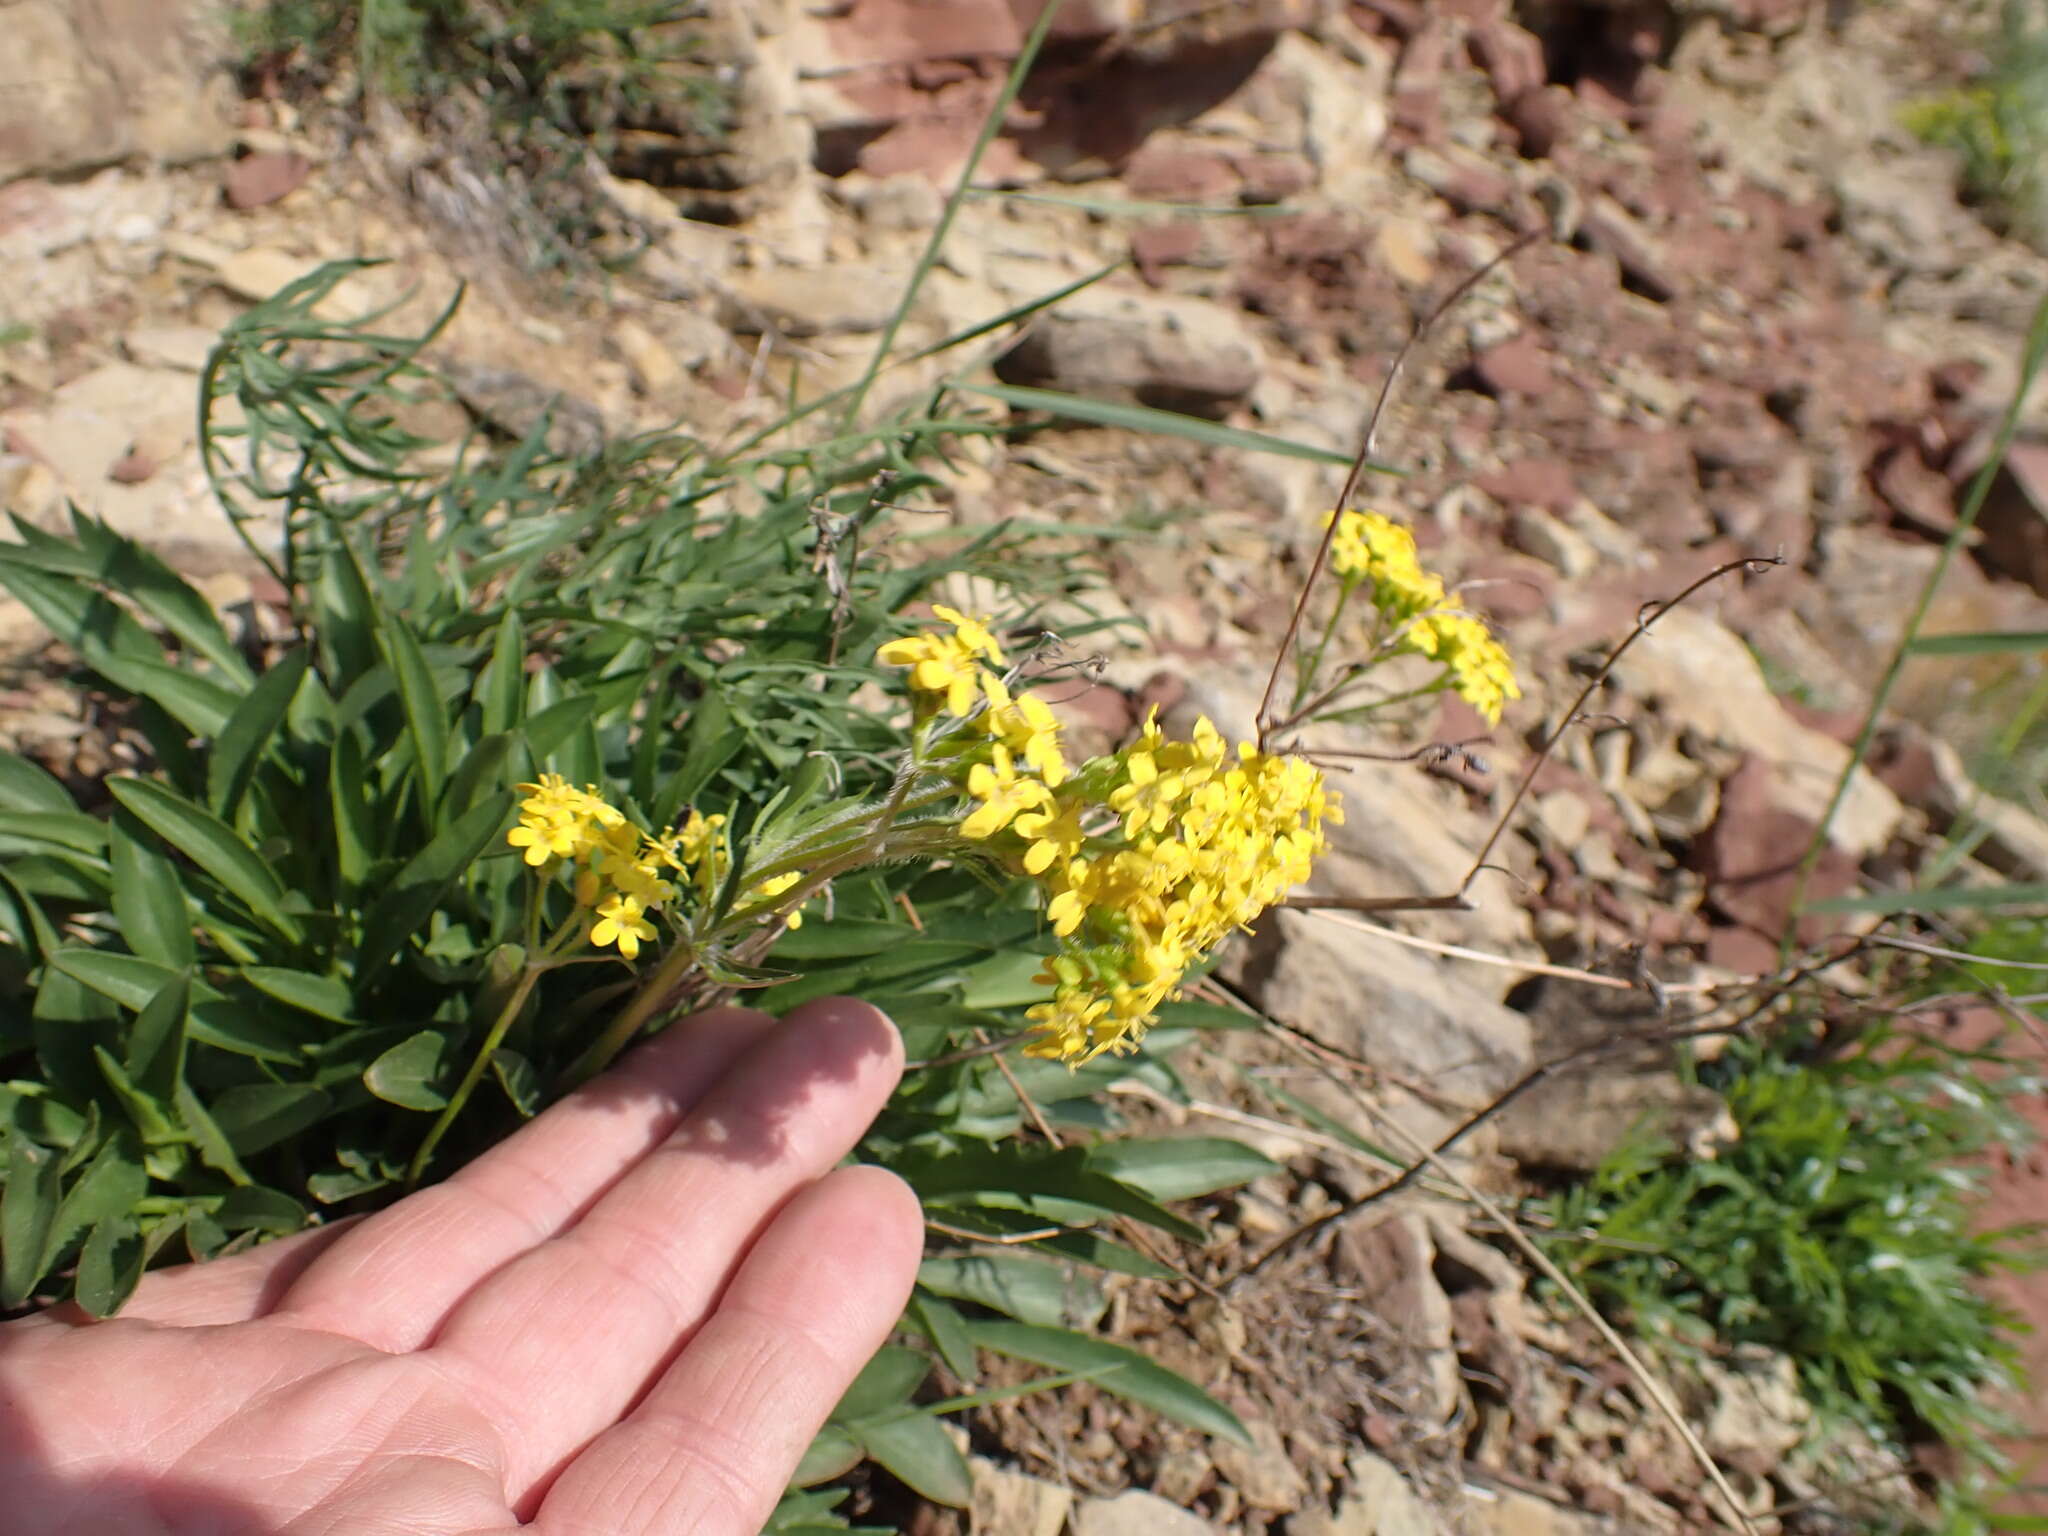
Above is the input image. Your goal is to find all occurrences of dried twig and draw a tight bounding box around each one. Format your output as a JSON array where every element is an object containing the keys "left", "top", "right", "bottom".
[{"left": 1255, "top": 230, "right": 1545, "bottom": 749}]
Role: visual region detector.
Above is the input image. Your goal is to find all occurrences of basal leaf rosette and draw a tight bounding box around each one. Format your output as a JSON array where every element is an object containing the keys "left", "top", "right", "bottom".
[{"left": 879, "top": 611, "right": 1340, "bottom": 1064}]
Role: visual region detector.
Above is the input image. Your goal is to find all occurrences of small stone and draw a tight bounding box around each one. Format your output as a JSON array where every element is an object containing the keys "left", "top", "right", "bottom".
[
  {"left": 1509, "top": 507, "right": 1598, "bottom": 577},
  {"left": 216, "top": 247, "right": 321, "bottom": 304},
  {"left": 1074, "top": 1489, "right": 1215, "bottom": 1536},
  {"left": 1578, "top": 196, "right": 1677, "bottom": 302},
  {"left": 1403, "top": 144, "right": 1516, "bottom": 217},
  {"left": 1507, "top": 85, "right": 1575, "bottom": 159},
  {"left": 720, "top": 263, "right": 904, "bottom": 337},
  {"left": 224, "top": 150, "right": 312, "bottom": 210},
  {"left": 996, "top": 288, "right": 1262, "bottom": 419},
  {"left": 1288, "top": 1452, "right": 1441, "bottom": 1536},
  {"left": 1212, "top": 1418, "right": 1307, "bottom": 1514},
  {"left": 1476, "top": 457, "right": 1576, "bottom": 510},
  {"left": 121, "top": 325, "right": 217, "bottom": 374},
  {"left": 107, "top": 447, "right": 157, "bottom": 485},
  {"left": 1375, "top": 217, "right": 1437, "bottom": 286},
  {"left": 611, "top": 318, "right": 683, "bottom": 397},
  {"left": 969, "top": 1456, "right": 1072, "bottom": 1536},
  {"left": 1473, "top": 333, "right": 1554, "bottom": 397}
]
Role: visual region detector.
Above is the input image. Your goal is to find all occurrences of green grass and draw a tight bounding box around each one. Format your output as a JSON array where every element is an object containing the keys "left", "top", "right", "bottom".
[
  {"left": 1536, "top": 1019, "right": 2041, "bottom": 1516},
  {"left": 1903, "top": 0, "right": 2048, "bottom": 248}
]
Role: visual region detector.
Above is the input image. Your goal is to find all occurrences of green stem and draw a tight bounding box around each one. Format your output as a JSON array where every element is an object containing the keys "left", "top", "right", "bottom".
[
  {"left": 835, "top": 0, "right": 1065, "bottom": 433},
  {"left": 1292, "top": 579, "right": 1357, "bottom": 713},
  {"left": 565, "top": 936, "right": 700, "bottom": 1087},
  {"left": 406, "top": 961, "right": 543, "bottom": 1185}
]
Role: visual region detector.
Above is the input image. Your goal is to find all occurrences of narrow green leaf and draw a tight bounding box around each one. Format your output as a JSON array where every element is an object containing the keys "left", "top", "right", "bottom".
[
  {"left": 355, "top": 792, "right": 511, "bottom": 984},
  {"left": 967, "top": 382, "right": 1368, "bottom": 467},
  {"left": 207, "top": 647, "right": 310, "bottom": 819},
  {"left": 46, "top": 1137, "right": 147, "bottom": 1271},
  {"left": 66, "top": 511, "right": 253, "bottom": 683},
  {"left": 106, "top": 777, "right": 303, "bottom": 944},
  {"left": 1905, "top": 630, "right": 2048, "bottom": 656},
  {"left": 918, "top": 1253, "right": 1106, "bottom": 1329},
  {"left": 832, "top": 1345, "right": 931, "bottom": 1422},
  {"left": 791, "top": 1426, "right": 865, "bottom": 1490},
  {"left": 853, "top": 1412, "right": 972, "bottom": 1508},
  {"left": 87, "top": 652, "right": 241, "bottom": 737},
  {"left": 912, "top": 1292, "right": 980, "bottom": 1385},
  {"left": 49, "top": 948, "right": 301, "bottom": 1063},
  {"left": 123, "top": 969, "right": 190, "bottom": 1100},
  {"left": 1089, "top": 1137, "right": 1279, "bottom": 1202},
  {"left": 75, "top": 1215, "right": 143, "bottom": 1317},
  {"left": 380, "top": 614, "right": 450, "bottom": 794},
  {"left": 480, "top": 611, "right": 525, "bottom": 736},
  {"left": 364, "top": 1030, "right": 454, "bottom": 1110},
  {"left": 1806, "top": 884, "right": 2048, "bottom": 915},
  {"left": 970, "top": 1320, "right": 1249, "bottom": 1445},
  {"left": 110, "top": 813, "right": 196, "bottom": 968},
  {"left": 2, "top": 1127, "right": 62, "bottom": 1308},
  {"left": 214, "top": 1185, "right": 306, "bottom": 1234},
  {"left": 440, "top": 731, "right": 515, "bottom": 824},
  {"left": 207, "top": 1083, "right": 331, "bottom": 1157},
  {"left": 0, "top": 750, "right": 75, "bottom": 815},
  {"left": 0, "top": 809, "right": 109, "bottom": 856},
  {"left": 240, "top": 966, "right": 358, "bottom": 1024},
  {"left": 0, "top": 563, "right": 155, "bottom": 664},
  {"left": 328, "top": 729, "right": 375, "bottom": 890},
  {"left": 93, "top": 1047, "right": 185, "bottom": 1147},
  {"left": 174, "top": 1082, "right": 252, "bottom": 1186},
  {"left": 896, "top": 1144, "right": 1205, "bottom": 1242}
]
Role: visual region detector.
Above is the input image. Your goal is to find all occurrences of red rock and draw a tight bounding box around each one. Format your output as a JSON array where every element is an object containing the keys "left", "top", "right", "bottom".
[
  {"left": 812, "top": 0, "right": 1021, "bottom": 72},
  {"left": 1578, "top": 196, "right": 1678, "bottom": 302},
  {"left": 1506, "top": 84, "right": 1574, "bottom": 158},
  {"left": 1468, "top": 17, "right": 1546, "bottom": 106},
  {"left": 1476, "top": 456, "right": 1576, "bottom": 510},
  {"left": 1695, "top": 755, "right": 1860, "bottom": 945},
  {"left": 1473, "top": 332, "right": 1554, "bottom": 397},
  {"left": 1974, "top": 439, "right": 2048, "bottom": 597},
  {"left": 1236, "top": 151, "right": 1315, "bottom": 204},
  {"left": 1866, "top": 725, "right": 1942, "bottom": 806},
  {"left": 1129, "top": 221, "right": 1205, "bottom": 285},
  {"left": 1874, "top": 444, "right": 1957, "bottom": 536},
  {"left": 1930, "top": 358, "right": 1987, "bottom": 402},
  {"left": 1123, "top": 143, "right": 1239, "bottom": 202},
  {"left": 107, "top": 448, "right": 156, "bottom": 484},
  {"left": 224, "top": 150, "right": 311, "bottom": 210}
]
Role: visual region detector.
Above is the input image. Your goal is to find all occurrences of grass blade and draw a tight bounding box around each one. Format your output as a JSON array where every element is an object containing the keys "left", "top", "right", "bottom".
[{"left": 966, "top": 382, "right": 1368, "bottom": 467}]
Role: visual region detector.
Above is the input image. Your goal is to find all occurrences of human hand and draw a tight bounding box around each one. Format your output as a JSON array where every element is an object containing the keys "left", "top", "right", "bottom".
[{"left": 0, "top": 998, "right": 921, "bottom": 1535}]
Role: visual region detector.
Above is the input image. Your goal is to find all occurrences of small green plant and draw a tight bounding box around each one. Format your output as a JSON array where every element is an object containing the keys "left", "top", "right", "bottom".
[
  {"left": 1903, "top": 0, "right": 2048, "bottom": 247},
  {"left": 1537, "top": 1024, "right": 2040, "bottom": 1466}
]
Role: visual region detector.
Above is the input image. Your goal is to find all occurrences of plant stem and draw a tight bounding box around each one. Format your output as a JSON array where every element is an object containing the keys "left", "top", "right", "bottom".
[
  {"left": 406, "top": 960, "right": 543, "bottom": 1184},
  {"left": 1292, "top": 580, "right": 1356, "bottom": 714},
  {"left": 565, "top": 936, "right": 699, "bottom": 1087}
]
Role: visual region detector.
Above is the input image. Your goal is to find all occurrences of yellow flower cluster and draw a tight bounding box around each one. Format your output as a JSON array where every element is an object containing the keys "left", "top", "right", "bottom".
[
  {"left": 1322, "top": 509, "right": 1521, "bottom": 724},
  {"left": 506, "top": 778, "right": 801, "bottom": 960},
  {"left": 879, "top": 612, "right": 1337, "bottom": 1063}
]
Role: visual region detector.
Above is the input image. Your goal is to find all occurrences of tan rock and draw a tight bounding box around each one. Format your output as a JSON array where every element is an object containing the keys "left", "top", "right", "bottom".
[
  {"left": 612, "top": 319, "right": 685, "bottom": 397},
  {"left": 1075, "top": 1489, "right": 1215, "bottom": 1536},
  {"left": 996, "top": 287, "right": 1262, "bottom": 419},
  {"left": 969, "top": 1455, "right": 1072, "bottom": 1536},
  {"left": 721, "top": 263, "right": 906, "bottom": 336},
  {"left": 1288, "top": 1452, "right": 1441, "bottom": 1536},
  {"left": 216, "top": 247, "right": 323, "bottom": 305},
  {"left": 0, "top": 0, "right": 234, "bottom": 184},
  {"left": 1212, "top": 1417, "right": 1308, "bottom": 1514}
]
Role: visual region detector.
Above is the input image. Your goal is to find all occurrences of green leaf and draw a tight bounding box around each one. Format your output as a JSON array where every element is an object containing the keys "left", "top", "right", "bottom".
[
  {"left": 93, "top": 1047, "right": 184, "bottom": 1147},
  {"left": 214, "top": 1185, "right": 307, "bottom": 1234},
  {"left": 208, "top": 1083, "right": 331, "bottom": 1157},
  {"left": 49, "top": 949, "right": 301, "bottom": 1063},
  {"left": 106, "top": 777, "right": 304, "bottom": 944},
  {"left": 1905, "top": 629, "right": 2048, "bottom": 655},
  {"left": 440, "top": 731, "right": 515, "bottom": 824},
  {"left": 75, "top": 1214, "right": 143, "bottom": 1317},
  {"left": 328, "top": 729, "right": 375, "bottom": 891},
  {"left": 0, "top": 808, "right": 110, "bottom": 857},
  {"left": 970, "top": 1320, "right": 1249, "bottom": 1445},
  {"left": 791, "top": 1426, "right": 865, "bottom": 1489},
  {"left": 240, "top": 966, "right": 358, "bottom": 1024},
  {"left": 853, "top": 1411, "right": 972, "bottom": 1508},
  {"left": 380, "top": 614, "right": 450, "bottom": 795},
  {"left": 207, "top": 647, "right": 310, "bottom": 820},
  {"left": 966, "top": 382, "right": 1369, "bottom": 467},
  {"left": 87, "top": 652, "right": 241, "bottom": 737},
  {"left": 522, "top": 693, "right": 602, "bottom": 767},
  {"left": 174, "top": 1082, "right": 252, "bottom": 1186},
  {"left": 918, "top": 1253, "right": 1106, "bottom": 1328},
  {"left": 0, "top": 561, "right": 155, "bottom": 665},
  {"left": 480, "top": 611, "right": 525, "bottom": 737},
  {"left": 123, "top": 969, "right": 190, "bottom": 1100},
  {"left": 832, "top": 1344, "right": 931, "bottom": 1421},
  {"left": 1088, "top": 1137, "right": 1278, "bottom": 1202},
  {"left": 364, "top": 1030, "right": 453, "bottom": 1110},
  {"left": 896, "top": 1144, "right": 1206, "bottom": 1242},
  {"left": 0, "top": 750, "right": 75, "bottom": 815},
  {"left": 912, "top": 1292, "right": 979, "bottom": 1384},
  {"left": 1806, "top": 885, "right": 2048, "bottom": 916},
  {"left": 355, "top": 792, "right": 511, "bottom": 983},
  {"left": 65, "top": 511, "right": 253, "bottom": 683},
  {"left": 46, "top": 1137, "right": 147, "bottom": 1271},
  {"left": 2, "top": 1126, "right": 62, "bottom": 1308},
  {"left": 110, "top": 812, "right": 196, "bottom": 968}
]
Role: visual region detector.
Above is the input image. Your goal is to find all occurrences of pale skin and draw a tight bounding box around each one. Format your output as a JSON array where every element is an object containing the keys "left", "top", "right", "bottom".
[{"left": 0, "top": 998, "right": 923, "bottom": 1535}]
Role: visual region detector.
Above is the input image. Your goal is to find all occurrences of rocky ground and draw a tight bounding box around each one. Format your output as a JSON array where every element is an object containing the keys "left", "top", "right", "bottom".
[{"left": 5, "top": 0, "right": 2048, "bottom": 1532}]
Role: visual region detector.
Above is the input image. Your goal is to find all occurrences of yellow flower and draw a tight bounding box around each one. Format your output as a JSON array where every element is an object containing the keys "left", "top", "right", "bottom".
[
  {"left": 506, "top": 774, "right": 613, "bottom": 866},
  {"left": 962, "top": 744, "right": 1054, "bottom": 840},
  {"left": 1416, "top": 610, "right": 1520, "bottom": 724},
  {"left": 1012, "top": 800, "right": 1089, "bottom": 876},
  {"left": 1322, "top": 509, "right": 1444, "bottom": 620},
  {"left": 747, "top": 870, "right": 808, "bottom": 929},
  {"left": 877, "top": 607, "right": 1007, "bottom": 716},
  {"left": 589, "top": 892, "right": 657, "bottom": 960},
  {"left": 980, "top": 673, "right": 1068, "bottom": 786}
]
